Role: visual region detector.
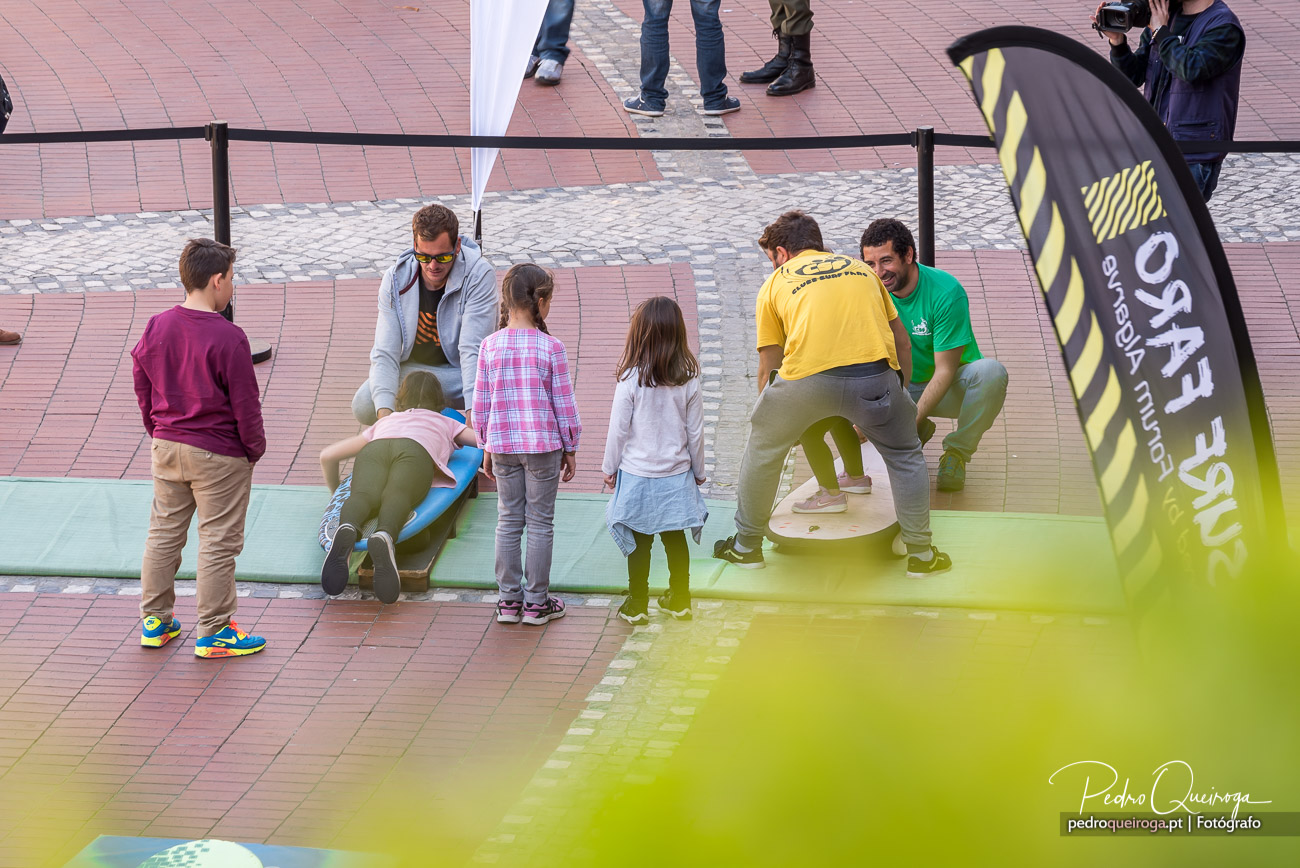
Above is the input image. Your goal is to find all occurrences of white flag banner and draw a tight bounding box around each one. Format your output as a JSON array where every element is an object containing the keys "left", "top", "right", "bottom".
[{"left": 470, "top": 0, "right": 551, "bottom": 215}]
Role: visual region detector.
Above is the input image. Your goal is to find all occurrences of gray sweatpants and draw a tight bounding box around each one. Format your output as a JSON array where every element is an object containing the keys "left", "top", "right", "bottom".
[
  {"left": 493, "top": 450, "right": 563, "bottom": 605},
  {"left": 734, "top": 365, "right": 932, "bottom": 551}
]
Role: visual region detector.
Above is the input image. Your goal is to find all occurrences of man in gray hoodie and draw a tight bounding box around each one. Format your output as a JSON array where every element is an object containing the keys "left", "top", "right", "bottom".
[{"left": 352, "top": 204, "right": 500, "bottom": 425}]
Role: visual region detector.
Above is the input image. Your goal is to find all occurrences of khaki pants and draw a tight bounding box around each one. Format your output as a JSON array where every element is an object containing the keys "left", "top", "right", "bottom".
[{"left": 140, "top": 439, "right": 253, "bottom": 637}]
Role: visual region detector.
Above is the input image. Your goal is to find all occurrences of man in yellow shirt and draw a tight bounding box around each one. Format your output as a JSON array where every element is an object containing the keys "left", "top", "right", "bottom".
[{"left": 714, "top": 211, "right": 951, "bottom": 577}]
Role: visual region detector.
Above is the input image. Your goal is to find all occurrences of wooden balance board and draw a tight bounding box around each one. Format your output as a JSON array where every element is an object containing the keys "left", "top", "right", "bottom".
[{"left": 768, "top": 440, "right": 904, "bottom": 554}]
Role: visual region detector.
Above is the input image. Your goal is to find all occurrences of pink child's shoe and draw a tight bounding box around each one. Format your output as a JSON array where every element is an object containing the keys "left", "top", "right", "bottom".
[
  {"left": 792, "top": 487, "right": 848, "bottom": 514},
  {"left": 836, "top": 472, "right": 872, "bottom": 494}
]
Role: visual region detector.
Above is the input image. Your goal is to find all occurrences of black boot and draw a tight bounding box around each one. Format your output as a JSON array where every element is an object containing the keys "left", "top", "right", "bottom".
[
  {"left": 740, "top": 30, "right": 792, "bottom": 84},
  {"left": 766, "top": 32, "right": 815, "bottom": 96}
]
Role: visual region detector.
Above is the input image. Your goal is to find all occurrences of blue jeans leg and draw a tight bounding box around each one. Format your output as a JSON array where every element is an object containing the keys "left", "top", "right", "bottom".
[
  {"left": 1187, "top": 160, "right": 1222, "bottom": 202},
  {"left": 533, "top": 0, "right": 575, "bottom": 63},
  {"left": 639, "top": 0, "right": 673, "bottom": 106},
  {"left": 907, "top": 358, "right": 1008, "bottom": 462},
  {"left": 690, "top": 0, "right": 729, "bottom": 106}
]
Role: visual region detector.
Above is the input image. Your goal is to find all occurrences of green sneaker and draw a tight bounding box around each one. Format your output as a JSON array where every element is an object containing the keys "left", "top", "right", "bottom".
[{"left": 937, "top": 450, "right": 966, "bottom": 492}]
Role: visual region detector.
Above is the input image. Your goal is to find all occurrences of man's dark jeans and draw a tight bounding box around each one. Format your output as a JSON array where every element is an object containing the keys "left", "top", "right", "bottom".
[
  {"left": 1188, "top": 160, "right": 1223, "bottom": 202},
  {"left": 639, "top": 0, "right": 729, "bottom": 108}
]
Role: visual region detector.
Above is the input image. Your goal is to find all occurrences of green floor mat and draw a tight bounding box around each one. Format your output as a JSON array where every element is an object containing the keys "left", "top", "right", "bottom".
[
  {"left": 0, "top": 477, "right": 330, "bottom": 583},
  {"left": 0, "top": 478, "right": 1127, "bottom": 613},
  {"left": 431, "top": 493, "right": 1128, "bottom": 614}
]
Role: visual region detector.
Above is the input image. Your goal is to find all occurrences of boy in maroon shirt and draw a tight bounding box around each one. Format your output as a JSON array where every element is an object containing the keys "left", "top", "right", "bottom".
[{"left": 131, "top": 238, "right": 268, "bottom": 658}]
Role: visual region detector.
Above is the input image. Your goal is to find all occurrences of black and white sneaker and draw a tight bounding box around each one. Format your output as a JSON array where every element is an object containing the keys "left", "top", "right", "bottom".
[
  {"left": 617, "top": 597, "right": 650, "bottom": 625},
  {"left": 623, "top": 96, "right": 666, "bottom": 117},
  {"left": 368, "top": 530, "right": 401, "bottom": 604},
  {"left": 712, "top": 535, "right": 765, "bottom": 569},
  {"left": 321, "top": 523, "right": 357, "bottom": 596},
  {"left": 906, "top": 546, "right": 953, "bottom": 578},
  {"left": 657, "top": 590, "right": 693, "bottom": 621}
]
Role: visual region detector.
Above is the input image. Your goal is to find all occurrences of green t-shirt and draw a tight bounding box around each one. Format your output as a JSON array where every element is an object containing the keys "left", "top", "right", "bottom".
[{"left": 889, "top": 264, "right": 982, "bottom": 383}]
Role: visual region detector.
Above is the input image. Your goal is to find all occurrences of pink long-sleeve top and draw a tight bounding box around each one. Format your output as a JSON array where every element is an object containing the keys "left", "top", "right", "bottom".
[{"left": 473, "top": 328, "right": 581, "bottom": 454}]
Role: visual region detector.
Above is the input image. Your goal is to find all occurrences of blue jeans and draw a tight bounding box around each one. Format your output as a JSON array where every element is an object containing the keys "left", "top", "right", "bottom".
[
  {"left": 639, "top": 0, "right": 729, "bottom": 108},
  {"left": 533, "top": 0, "right": 575, "bottom": 63},
  {"left": 907, "top": 358, "right": 1008, "bottom": 463},
  {"left": 1187, "top": 160, "right": 1222, "bottom": 202},
  {"left": 493, "top": 450, "right": 563, "bottom": 605}
]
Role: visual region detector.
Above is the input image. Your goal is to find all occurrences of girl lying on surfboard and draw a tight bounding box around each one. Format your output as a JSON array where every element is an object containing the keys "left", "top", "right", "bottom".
[{"left": 319, "top": 371, "right": 479, "bottom": 604}]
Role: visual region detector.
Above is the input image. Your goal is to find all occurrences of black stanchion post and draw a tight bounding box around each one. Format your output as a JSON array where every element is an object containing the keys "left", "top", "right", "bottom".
[
  {"left": 474, "top": 209, "right": 482, "bottom": 245},
  {"left": 206, "top": 120, "right": 271, "bottom": 363},
  {"left": 914, "top": 125, "right": 935, "bottom": 266}
]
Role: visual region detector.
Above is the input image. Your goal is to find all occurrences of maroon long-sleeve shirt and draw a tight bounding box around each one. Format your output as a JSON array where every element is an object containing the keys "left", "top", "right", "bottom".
[{"left": 131, "top": 306, "right": 266, "bottom": 462}]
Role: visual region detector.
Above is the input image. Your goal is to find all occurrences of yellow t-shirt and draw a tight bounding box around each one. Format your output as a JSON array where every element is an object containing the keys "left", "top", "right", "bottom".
[{"left": 755, "top": 250, "right": 900, "bottom": 380}]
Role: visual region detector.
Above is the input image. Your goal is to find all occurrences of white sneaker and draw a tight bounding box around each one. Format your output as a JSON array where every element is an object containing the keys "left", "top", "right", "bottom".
[{"left": 536, "top": 58, "right": 563, "bottom": 86}]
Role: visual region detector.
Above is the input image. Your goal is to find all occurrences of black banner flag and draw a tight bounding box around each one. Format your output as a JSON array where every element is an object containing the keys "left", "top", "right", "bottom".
[{"left": 947, "top": 28, "right": 1286, "bottom": 612}]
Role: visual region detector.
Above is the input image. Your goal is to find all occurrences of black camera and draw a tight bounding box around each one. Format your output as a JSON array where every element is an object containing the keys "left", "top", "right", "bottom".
[{"left": 1094, "top": 1, "right": 1181, "bottom": 34}]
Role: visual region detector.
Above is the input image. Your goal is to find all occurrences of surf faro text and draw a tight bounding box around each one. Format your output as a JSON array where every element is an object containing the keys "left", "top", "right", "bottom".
[{"left": 1102, "top": 233, "right": 1247, "bottom": 582}]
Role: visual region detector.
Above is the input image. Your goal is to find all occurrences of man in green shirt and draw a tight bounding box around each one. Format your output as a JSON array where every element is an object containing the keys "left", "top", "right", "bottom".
[{"left": 860, "top": 219, "right": 1008, "bottom": 492}]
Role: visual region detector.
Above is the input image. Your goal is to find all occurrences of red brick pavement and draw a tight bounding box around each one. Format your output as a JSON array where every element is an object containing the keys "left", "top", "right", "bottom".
[
  {"left": 0, "top": 263, "right": 698, "bottom": 492},
  {"left": 0, "top": 591, "right": 630, "bottom": 866},
  {"left": 5, "top": 2, "right": 1298, "bottom": 219},
  {"left": 0, "top": 0, "right": 658, "bottom": 220},
  {"left": 4, "top": 247, "right": 1297, "bottom": 520}
]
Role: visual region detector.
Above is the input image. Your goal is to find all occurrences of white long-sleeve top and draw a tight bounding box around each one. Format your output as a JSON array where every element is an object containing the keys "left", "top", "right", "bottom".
[{"left": 601, "top": 372, "right": 705, "bottom": 479}]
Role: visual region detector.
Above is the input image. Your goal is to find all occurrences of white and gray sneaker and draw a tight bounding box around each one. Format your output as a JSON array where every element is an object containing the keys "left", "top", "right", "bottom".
[{"left": 535, "top": 58, "right": 563, "bottom": 85}]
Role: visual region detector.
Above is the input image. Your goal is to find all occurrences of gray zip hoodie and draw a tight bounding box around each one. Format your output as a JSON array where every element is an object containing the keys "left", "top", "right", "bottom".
[{"left": 368, "top": 236, "right": 499, "bottom": 414}]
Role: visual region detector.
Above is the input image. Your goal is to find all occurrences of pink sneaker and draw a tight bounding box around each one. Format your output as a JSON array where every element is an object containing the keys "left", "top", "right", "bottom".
[
  {"left": 792, "top": 488, "right": 848, "bottom": 514},
  {"left": 836, "top": 472, "right": 872, "bottom": 494}
]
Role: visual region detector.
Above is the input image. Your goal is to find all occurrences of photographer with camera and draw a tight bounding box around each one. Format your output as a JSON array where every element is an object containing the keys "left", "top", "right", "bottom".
[{"left": 1092, "top": 0, "right": 1244, "bottom": 201}]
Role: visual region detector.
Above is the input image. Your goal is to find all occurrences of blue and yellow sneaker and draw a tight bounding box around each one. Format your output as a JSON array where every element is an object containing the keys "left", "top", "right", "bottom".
[
  {"left": 194, "top": 622, "right": 266, "bottom": 658},
  {"left": 141, "top": 615, "right": 181, "bottom": 648}
]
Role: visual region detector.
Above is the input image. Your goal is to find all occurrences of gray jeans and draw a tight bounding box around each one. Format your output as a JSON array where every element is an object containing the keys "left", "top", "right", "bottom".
[
  {"left": 734, "top": 365, "right": 932, "bottom": 552},
  {"left": 907, "top": 358, "right": 1008, "bottom": 462},
  {"left": 493, "top": 450, "right": 563, "bottom": 605},
  {"left": 351, "top": 361, "right": 464, "bottom": 425}
]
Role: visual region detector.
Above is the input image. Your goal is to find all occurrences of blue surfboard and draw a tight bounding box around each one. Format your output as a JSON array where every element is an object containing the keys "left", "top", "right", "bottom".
[{"left": 318, "top": 408, "right": 484, "bottom": 552}]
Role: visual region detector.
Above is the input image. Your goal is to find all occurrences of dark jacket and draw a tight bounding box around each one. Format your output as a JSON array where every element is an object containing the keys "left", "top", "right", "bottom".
[{"left": 1110, "top": 0, "right": 1244, "bottom": 163}]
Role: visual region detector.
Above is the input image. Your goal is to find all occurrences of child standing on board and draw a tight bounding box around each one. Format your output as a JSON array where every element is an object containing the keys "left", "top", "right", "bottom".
[
  {"left": 474, "top": 264, "right": 581, "bottom": 626},
  {"left": 602, "top": 296, "right": 708, "bottom": 624},
  {"left": 132, "top": 238, "right": 267, "bottom": 658},
  {"left": 319, "top": 371, "right": 479, "bottom": 604}
]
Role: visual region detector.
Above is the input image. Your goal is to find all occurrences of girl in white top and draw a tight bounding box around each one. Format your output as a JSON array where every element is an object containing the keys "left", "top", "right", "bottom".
[{"left": 602, "top": 296, "right": 707, "bottom": 624}]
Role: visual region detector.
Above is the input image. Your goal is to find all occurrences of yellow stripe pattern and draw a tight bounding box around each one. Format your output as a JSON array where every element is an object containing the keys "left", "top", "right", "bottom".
[{"left": 1081, "top": 161, "right": 1167, "bottom": 243}]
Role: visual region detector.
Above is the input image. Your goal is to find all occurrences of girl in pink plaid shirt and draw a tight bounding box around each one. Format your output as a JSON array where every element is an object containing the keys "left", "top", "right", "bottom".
[{"left": 473, "top": 264, "right": 581, "bottom": 626}]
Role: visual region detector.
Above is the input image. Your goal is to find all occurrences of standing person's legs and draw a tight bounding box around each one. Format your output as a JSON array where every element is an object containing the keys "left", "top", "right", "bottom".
[
  {"left": 1187, "top": 160, "right": 1223, "bottom": 202},
  {"left": 800, "top": 417, "right": 843, "bottom": 491},
  {"left": 773, "top": 0, "right": 813, "bottom": 35},
  {"left": 660, "top": 530, "right": 690, "bottom": 599},
  {"left": 534, "top": 0, "right": 576, "bottom": 63},
  {"left": 827, "top": 417, "right": 866, "bottom": 479},
  {"left": 374, "top": 440, "right": 435, "bottom": 539},
  {"left": 352, "top": 361, "right": 463, "bottom": 425},
  {"left": 627, "top": 530, "right": 654, "bottom": 605},
  {"left": 690, "top": 0, "right": 730, "bottom": 106},
  {"left": 843, "top": 370, "right": 933, "bottom": 553},
  {"left": 638, "top": 0, "right": 674, "bottom": 107},
  {"left": 493, "top": 453, "right": 528, "bottom": 603},
  {"left": 520, "top": 450, "right": 563, "bottom": 605},
  {"left": 733, "top": 376, "right": 839, "bottom": 549},
  {"left": 140, "top": 439, "right": 198, "bottom": 628},
  {"left": 184, "top": 444, "right": 254, "bottom": 637}
]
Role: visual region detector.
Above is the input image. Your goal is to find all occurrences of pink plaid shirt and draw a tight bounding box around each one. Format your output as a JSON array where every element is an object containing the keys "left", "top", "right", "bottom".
[{"left": 473, "top": 328, "right": 581, "bottom": 454}]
